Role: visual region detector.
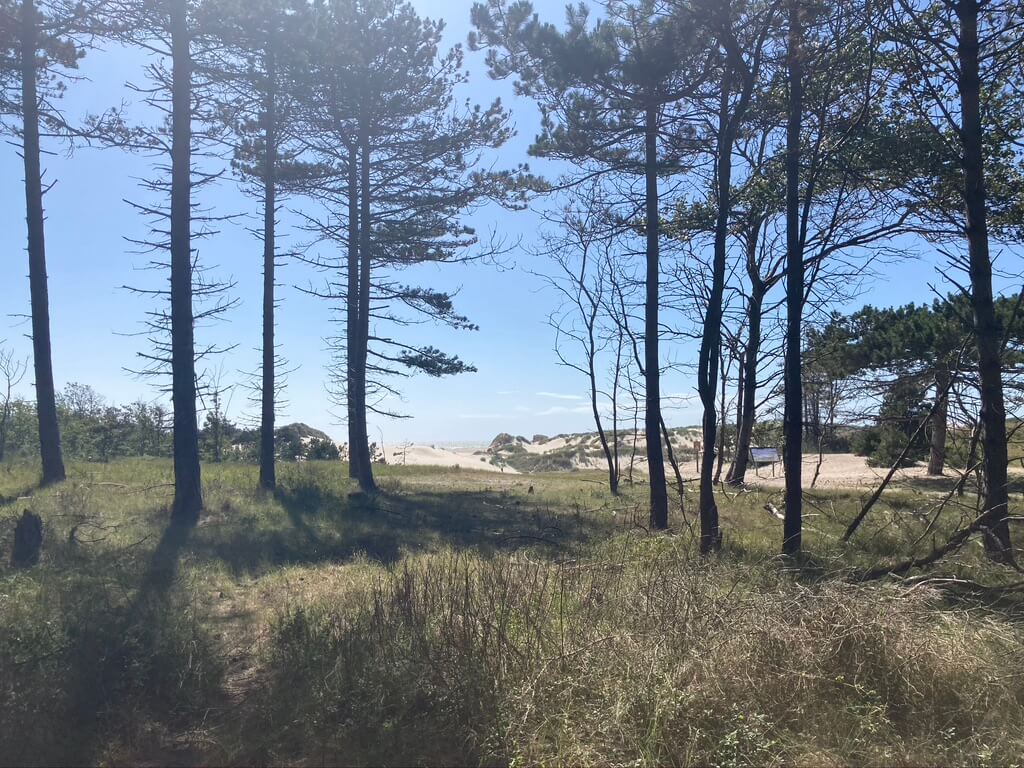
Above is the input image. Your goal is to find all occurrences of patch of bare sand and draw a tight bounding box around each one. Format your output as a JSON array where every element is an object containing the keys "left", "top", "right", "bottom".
[
  {"left": 521, "top": 436, "right": 571, "bottom": 454},
  {"left": 748, "top": 452, "right": 1024, "bottom": 490},
  {"left": 376, "top": 441, "right": 1021, "bottom": 492},
  {"left": 383, "top": 444, "right": 517, "bottom": 473}
]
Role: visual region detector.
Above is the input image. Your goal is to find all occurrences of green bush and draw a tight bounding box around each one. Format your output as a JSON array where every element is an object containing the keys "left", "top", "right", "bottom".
[{"left": 851, "top": 426, "right": 882, "bottom": 458}]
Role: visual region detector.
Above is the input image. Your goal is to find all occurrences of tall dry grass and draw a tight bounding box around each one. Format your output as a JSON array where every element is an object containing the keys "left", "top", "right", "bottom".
[
  {"left": 3, "top": 460, "right": 1023, "bottom": 765},
  {"left": 254, "top": 537, "right": 1024, "bottom": 766}
]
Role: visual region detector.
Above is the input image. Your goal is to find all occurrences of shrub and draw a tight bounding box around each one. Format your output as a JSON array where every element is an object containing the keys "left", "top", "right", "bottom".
[
  {"left": 851, "top": 426, "right": 882, "bottom": 458},
  {"left": 867, "top": 381, "right": 931, "bottom": 468}
]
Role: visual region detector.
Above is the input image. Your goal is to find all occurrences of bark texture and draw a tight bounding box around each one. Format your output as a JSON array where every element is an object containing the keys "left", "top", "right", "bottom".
[
  {"left": 956, "top": 0, "right": 1011, "bottom": 556},
  {"left": 782, "top": 0, "right": 804, "bottom": 555},
  {"left": 259, "top": 45, "right": 278, "bottom": 491},
  {"left": 644, "top": 105, "right": 669, "bottom": 529},
  {"left": 169, "top": 0, "right": 203, "bottom": 525},
  {"left": 20, "top": 0, "right": 65, "bottom": 486},
  {"left": 927, "top": 366, "right": 949, "bottom": 476},
  {"left": 351, "top": 127, "right": 376, "bottom": 493}
]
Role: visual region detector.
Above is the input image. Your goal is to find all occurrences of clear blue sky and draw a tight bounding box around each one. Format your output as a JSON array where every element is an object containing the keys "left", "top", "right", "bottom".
[{"left": 0, "top": 0, "right": 1006, "bottom": 444}]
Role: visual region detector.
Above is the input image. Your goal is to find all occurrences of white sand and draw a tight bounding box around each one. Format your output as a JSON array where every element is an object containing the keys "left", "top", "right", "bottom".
[
  {"left": 379, "top": 439, "right": 1023, "bottom": 491},
  {"left": 749, "top": 452, "right": 976, "bottom": 490},
  {"left": 384, "top": 443, "right": 517, "bottom": 473}
]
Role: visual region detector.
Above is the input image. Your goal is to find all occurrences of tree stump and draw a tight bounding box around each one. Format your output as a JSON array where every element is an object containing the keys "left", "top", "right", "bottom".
[{"left": 12, "top": 510, "right": 43, "bottom": 568}]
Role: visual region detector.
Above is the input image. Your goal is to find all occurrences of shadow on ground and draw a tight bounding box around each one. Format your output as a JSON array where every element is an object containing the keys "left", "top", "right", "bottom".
[{"left": 180, "top": 477, "right": 611, "bottom": 577}]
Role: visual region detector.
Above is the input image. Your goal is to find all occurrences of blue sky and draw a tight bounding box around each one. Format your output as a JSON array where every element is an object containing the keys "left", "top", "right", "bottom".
[{"left": 0, "top": 0, "right": 1010, "bottom": 444}]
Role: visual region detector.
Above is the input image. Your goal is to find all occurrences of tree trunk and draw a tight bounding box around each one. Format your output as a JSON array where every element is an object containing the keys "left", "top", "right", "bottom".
[
  {"left": 729, "top": 276, "right": 761, "bottom": 483},
  {"left": 259, "top": 45, "right": 277, "bottom": 491},
  {"left": 730, "top": 348, "right": 744, "bottom": 468},
  {"left": 660, "top": 415, "right": 686, "bottom": 509},
  {"left": 169, "top": 0, "right": 202, "bottom": 525},
  {"left": 352, "top": 126, "right": 376, "bottom": 493},
  {"left": 346, "top": 142, "right": 362, "bottom": 484},
  {"left": 783, "top": 0, "right": 804, "bottom": 556},
  {"left": 957, "top": 0, "right": 1011, "bottom": 556},
  {"left": 644, "top": 105, "right": 669, "bottom": 529},
  {"left": 697, "top": 88, "right": 734, "bottom": 552},
  {"left": 927, "top": 365, "right": 949, "bottom": 476},
  {"left": 20, "top": 0, "right": 65, "bottom": 486},
  {"left": 611, "top": 329, "right": 622, "bottom": 488},
  {"left": 714, "top": 354, "right": 728, "bottom": 483},
  {"left": 589, "top": 324, "right": 618, "bottom": 495},
  {"left": 0, "top": 407, "right": 8, "bottom": 462}
]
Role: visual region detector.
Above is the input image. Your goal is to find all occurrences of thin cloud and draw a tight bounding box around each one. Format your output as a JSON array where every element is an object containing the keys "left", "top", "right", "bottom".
[
  {"left": 536, "top": 404, "right": 592, "bottom": 417},
  {"left": 536, "top": 391, "right": 585, "bottom": 401}
]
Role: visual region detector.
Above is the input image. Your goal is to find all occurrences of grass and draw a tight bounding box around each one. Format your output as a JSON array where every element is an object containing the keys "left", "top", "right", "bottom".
[{"left": 1, "top": 458, "right": 1022, "bottom": 766}]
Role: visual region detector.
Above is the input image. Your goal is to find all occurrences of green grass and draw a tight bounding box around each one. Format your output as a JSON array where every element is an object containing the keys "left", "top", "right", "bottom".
[{"left": 1, "top": 458, "right": 1022, "bottom": 766}]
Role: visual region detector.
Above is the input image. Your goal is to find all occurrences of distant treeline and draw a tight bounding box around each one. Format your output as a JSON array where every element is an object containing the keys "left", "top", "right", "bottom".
[{"left": 0, "top": 383, "right": 337, "bottom": 464}]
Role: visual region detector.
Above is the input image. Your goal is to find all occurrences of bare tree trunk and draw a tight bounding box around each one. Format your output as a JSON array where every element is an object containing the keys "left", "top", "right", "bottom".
[
  {"left": 956, "top": 0, "right": 1010, "bottom": 557},
  {"left": 346, "top": 142, "right": 363, "bottom": 485},
  {"left": 729, "top": 284, "right": 764, "bottom": 485},
  {"left": 644, "top": 104, "right": 669, "bottom": 529},
  {"left": 20, "top": 0, "right": 65, "bottom": 486},
  {"left": 353, "top": 126, "right": 376, "bottom": 493},
  {"left": 808, "top": 440, "right": 824, "bottom": 489},
  {"left": 782, "top": 0, "right": 804, "bottom": 556},
  {"left": 660, "top": 415, "right": 686, "bottom": 507},
  {"left": 628, "top": 375, "right": 640, "bottom": 483},
  {"left": 588, "top": 330, "right": 618, "bottom": 495},
  {"left": 611, "top": 326, "right": 622, "bottom": 487},
  {"left": 927, "top": 365, "right": 949, "bottom": 476},
  {"left": 169, "top": 0, "right": 202, "bottom": 525},
  {"left": 0, "top": 359, "right": 15, "bottom": 461},
  {"left": 697, "top": 86, "right": 735, "bottom": 552},
  {"left": 731, "top": 348, "right": 744, "bottom": 463},
  {"left": 714, "top": 351, "right": 729, "bottom": 483},
  {"left": 259, "top": 45, "right": 277, "bottom": 491}
]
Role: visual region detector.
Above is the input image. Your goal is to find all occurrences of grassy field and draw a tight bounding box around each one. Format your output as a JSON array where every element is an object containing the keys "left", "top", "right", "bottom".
[{"left": 1, "top": 458, "right": 1023, "bottom": 766}]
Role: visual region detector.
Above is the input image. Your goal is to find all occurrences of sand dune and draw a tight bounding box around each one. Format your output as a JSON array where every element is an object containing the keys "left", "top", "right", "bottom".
[
  {"left": 378, "top": 437, "right": 1021, "bottom": 490},
  {"left": 384, "top": 443, "right": 518, "bottom": 473}
]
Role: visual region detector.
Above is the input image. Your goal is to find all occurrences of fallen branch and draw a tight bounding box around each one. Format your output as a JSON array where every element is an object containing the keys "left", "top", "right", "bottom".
[
  {"left": 843, "top": 365, "right": 959, "bottom": 543},
  {"left": 857, "top": 507, "right": 1015, "bottom": 581},
  {"left": 897, "top": 575, "right": 1024, "bottom": 596}
]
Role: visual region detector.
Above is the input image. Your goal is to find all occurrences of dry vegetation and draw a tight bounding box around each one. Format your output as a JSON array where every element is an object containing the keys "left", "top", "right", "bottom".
[{"left": 1, "top": 459, "right": 1023, "bottom": 766}]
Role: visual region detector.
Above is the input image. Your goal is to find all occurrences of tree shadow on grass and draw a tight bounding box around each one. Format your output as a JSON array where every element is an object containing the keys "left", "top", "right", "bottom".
[
  {"left": 184, "top": 479, "right": 611, "bottom": 578},
  {"left": 136, "top": 519, "right": 193, "bottom": 603}
]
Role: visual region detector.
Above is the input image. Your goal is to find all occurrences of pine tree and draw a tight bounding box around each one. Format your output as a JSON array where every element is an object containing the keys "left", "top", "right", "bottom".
[
  {"left": 883, "top": 0, "right": 1024, "bottom": 558},
  {"left": 108, "top": 0, "right": 238, "bottom": 524},
  {"left": 692, "top": 0, "right": 777, "bottom": 552},
  {"left": 202, "top": 0, "right": 310, "bottom": 491},
  {"left": 0, "top": 0, "right": 98, "bottom": 485},
  {"left": 293, "top": 0, "right": 528, "bottom": 493},
  {"left": 471, "top": 0, "right": 709, "bottom": 530}
]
